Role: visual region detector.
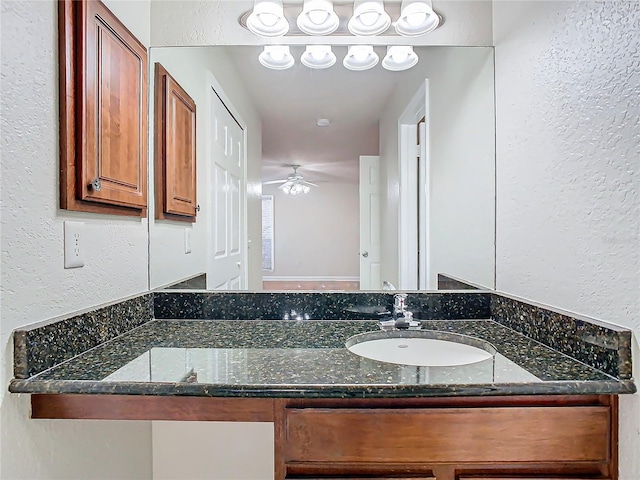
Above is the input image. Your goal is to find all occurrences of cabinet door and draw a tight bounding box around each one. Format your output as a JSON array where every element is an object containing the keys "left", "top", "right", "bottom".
[
  {"left": 78, "top": 0, "right": 148, "bottom": 210},
  {"left": 154, "top": 63, "right": 197, "bottom": 220}
]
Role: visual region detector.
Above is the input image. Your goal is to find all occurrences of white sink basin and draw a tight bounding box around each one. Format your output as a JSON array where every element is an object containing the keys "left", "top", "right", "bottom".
[{"left": 346, "top": 332, "right": 494, "bottom": 367}]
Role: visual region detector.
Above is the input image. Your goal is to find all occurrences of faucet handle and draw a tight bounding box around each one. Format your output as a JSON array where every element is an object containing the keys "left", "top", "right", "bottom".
[{"left": 394, "top": 293, "right": 408, "bottom": 310}]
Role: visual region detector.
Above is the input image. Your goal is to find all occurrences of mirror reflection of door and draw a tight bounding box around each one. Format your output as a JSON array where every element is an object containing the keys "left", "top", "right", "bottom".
[
  {"left": 359, "top": 156, "right": 381, "bottom": 290},
  {"left": 209, "top": 88, "right": 245, "bottom": 290}
]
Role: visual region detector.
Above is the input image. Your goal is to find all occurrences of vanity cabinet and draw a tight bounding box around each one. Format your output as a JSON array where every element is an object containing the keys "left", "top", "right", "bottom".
[
  {"left": 276, "top": 396, "right": 617, "bottom": 480},
  {"left": 59, "top": 0, "right": 148, "bottom": 216},
  {"left": 28, "top": 394, "right": 618, "bottom": 480}
]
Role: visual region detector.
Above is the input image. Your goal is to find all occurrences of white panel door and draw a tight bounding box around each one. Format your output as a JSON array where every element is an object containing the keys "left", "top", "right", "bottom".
[
  {"left": 209, "top": 89, "right": 245, "bottom": 290},
  {"left": 359, "top": 156, "right": 381, "bottom": 290}
]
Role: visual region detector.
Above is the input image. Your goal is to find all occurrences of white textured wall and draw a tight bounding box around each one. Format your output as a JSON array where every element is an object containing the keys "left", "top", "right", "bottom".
[
  {"left": 262, "top": 183, "right": 360, "bottom": 278},
  {"left": 0, "top": 1, "right": 152, "bottom": 478},
  {"left": 148, "top": 46, "right": 262, "bottom": 290},
  {"left": 149, "top": 0, "right": 493, "bottom": 47},
  {"left": 379, "top": 47, "right": 496, "bottom": 289},
  {"left": 493, "top": 1, "right": 640, "bottom": 478}
]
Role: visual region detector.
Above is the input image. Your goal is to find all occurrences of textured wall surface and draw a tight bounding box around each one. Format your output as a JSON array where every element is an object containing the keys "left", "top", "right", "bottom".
[
  {"left": 0, "top": 1, "right": 152, "bottom": 478},
  {"left": 148, "top": 46, "right": 263, "bottom": 290},
  {"left": 149, "top": 0, "right": 493, "bottom": 47},
  {"left": 493, "top": 1, "right": 640, "bottom": 477},
  {"left": 262, "top": 183, "right": 360, "bottom": 278},
  {"left": 379, "top": 47, "right": 496, "bottom": 289}
]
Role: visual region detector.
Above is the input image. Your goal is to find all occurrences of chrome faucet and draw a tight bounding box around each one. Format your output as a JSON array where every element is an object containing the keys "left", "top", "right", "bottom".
[{"left": 379, "top": 293, "right": 421, "bottom": 330}]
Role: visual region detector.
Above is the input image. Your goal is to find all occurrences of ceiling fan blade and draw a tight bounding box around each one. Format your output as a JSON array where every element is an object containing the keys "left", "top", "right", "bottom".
[
  {"left": 277, "top": 181, "right": 294, "bottom": 190},
  {"left": 301, "top": 180, "right": 319, "bottom": 187},
  {"left": 263, "top": 179, "right": 287, "bottom": 185}
]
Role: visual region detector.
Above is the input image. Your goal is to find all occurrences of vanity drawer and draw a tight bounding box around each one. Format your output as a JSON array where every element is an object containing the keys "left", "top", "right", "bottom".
[{"left": 284, "top": 406, "right": 610, "bottom": 464}]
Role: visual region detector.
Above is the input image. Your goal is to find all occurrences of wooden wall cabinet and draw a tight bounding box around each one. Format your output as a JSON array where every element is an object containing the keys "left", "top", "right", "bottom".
[
  {"left": 154, "top": 63, "right": 198, "bottom": 222},
  {"left": 59, "top": 0, "right": 148, "bottom": 216}
]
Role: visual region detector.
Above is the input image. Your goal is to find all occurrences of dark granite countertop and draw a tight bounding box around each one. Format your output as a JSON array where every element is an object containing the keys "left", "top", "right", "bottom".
[{"left": 9, "top": 319, "right": 636, "bottom": 398}]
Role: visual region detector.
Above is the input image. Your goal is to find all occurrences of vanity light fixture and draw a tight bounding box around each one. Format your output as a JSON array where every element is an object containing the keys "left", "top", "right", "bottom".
[
  {"left": 395, "top": 0, "right": 440, "bottom": 36},
  {"left": 382, "top": 45, "right": 418, "bottom": 71},
  {"left": 259, "top": 45, "right": 295, "bottom": 70},
  {"left": 348, "top": 0, "right": 392, "bottom": 36},
  {"left": 296, "top": 0, "right": 340, "bottom": 35},
  {"left": 301, "top": 45, "right": 336, "bottom": 69},
  {"left": 246, "top": 0, "right": 289, "bottom": 37},
  {"left": 343, "top": 45, "right": 379, "bottom": 71}
]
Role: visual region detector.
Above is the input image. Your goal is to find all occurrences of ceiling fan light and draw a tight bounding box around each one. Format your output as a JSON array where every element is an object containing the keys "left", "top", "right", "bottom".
[
  {"left": 259, "top": 45, "right": 295, "bottom": 70},
  {"left": 343, "top": 45, "right": 379, "bottom": 71},
  {"left": 382, "top": 45, "right": 418, "bottom": 71},
  {"left": 348, "top": 0, "right": 391, "bottom": 36},
  {"left": 247, "top": 0, "right": 289, "bottom": 37},
  {"left": 395, "top": 0, "right": 439, "bottom": 36},
  {"left": 301, "top": 45, "right": 336, "bottom": 69},
  {"left": 297, "top": 0, "right": 340, "bottom": 35}
]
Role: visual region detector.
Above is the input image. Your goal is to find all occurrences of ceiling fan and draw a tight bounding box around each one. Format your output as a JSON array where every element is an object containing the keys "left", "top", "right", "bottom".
[{"left": 263, "top": 165, "right": 319, "bottom": 195}]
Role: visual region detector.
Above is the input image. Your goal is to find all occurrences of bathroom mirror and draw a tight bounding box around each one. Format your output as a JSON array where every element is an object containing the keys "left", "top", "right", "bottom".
[{"left": 147, "top": 45, "right": 495, "bottom": 292}]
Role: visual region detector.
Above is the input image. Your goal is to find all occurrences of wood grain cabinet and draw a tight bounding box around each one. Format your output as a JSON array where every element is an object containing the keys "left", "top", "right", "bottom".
[
  {"left": 27, "top": 394, "right": 618, "bottom": 480},
  {"left": 154, "top": 63, "right": 198, "bottom": 221},
  {"left": 59, "top": 0, "right": 148, "bottom": 216},
  {"left": 276, "top": 396, "right": 617, "bottom": 480}
]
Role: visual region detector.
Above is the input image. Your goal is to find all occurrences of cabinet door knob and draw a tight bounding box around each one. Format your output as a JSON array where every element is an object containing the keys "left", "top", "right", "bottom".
[{"left": 89, "top": 178, "right": 102, "bottom": 191}]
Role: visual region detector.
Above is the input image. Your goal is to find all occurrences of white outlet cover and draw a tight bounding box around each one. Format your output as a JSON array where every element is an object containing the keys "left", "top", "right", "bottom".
[{"left": 64, "top": 221, "right": 85, "bottom": 268}]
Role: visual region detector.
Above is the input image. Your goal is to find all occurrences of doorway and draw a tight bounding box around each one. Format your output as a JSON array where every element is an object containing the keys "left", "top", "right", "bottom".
[{"left": 398, "top": 80, "right": 430, "bottom": 290}]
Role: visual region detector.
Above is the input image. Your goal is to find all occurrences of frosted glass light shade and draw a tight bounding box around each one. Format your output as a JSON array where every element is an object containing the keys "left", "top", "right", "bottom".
[
  {"left": 348, "top": 0, "right": 391, "bottom": 36},
  {"left": 259, "top": 45, "right": 295, "bottom": 70},
  {"left": 247, "top": 0, "right": 289, "bottom": 37},
  {"left": 301, "top": 45, "right": 336, "bottom": 69},
  {"left": 343, "top": 45, "right": 379, "bottom": 71},
  {"left": 395, "top": 0, "right": 439, "bottom": 36},
  {"left": 382, "top": 45, "right": 418, "bottom": 71},
  {"left": 282, "top": 182, "right": 310, "bottom": 195},
  {"left": 297, "top": 0, "right": 340, "bottom": 35}
]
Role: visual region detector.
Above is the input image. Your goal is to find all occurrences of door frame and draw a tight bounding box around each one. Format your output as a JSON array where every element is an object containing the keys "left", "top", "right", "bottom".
[
  {"left": 206, "top": 71, "right": 249, "bottom": 289},
  {"left": 397, "top": 80, "right": 430, "bottom": 290}
]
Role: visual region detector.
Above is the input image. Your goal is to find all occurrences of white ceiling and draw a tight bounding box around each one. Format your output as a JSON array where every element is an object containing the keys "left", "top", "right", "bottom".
[{"left": 226, "top": 45, "right": 407, "bottom": 184}]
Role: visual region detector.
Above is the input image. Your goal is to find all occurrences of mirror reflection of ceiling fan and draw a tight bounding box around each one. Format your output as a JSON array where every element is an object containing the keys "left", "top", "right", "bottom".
[{"left": 262, "top": 165, "right": 319, "bottom": 195}]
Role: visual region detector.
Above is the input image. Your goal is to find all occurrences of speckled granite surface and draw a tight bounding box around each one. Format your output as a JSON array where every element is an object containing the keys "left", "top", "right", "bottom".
[
  {"left": 437, "top": 274, "right": 482, "bottom": 290},
  {"left": 153, "top": 291, "right": 492, "bottom": 321},
  {"left": 491, "top": 294, "right": 633, "bottom": 380},
  {"left": 9, "top": 319, "right": 635, "bottom": 398},
  {"left": 13, "top": 294, "right": 153, "bottom": 379}
]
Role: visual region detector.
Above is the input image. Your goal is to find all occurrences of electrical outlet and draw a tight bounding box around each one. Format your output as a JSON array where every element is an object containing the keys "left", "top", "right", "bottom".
[
  {"left": 185, "top": 228, "right": 192, "bottom": 254},
  {"left": 64, "top": 221, "right": 85, "bottom": 268}
]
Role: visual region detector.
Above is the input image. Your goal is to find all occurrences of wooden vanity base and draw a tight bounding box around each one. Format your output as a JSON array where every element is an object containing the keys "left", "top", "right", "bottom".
[{"left": 30, "top": 394, "right": 618, "bottom": 480}]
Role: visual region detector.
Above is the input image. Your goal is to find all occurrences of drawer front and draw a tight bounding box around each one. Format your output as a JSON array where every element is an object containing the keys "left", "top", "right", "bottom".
[{"left": 284, "top": 407, "right": 610, "bottom": 464}]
